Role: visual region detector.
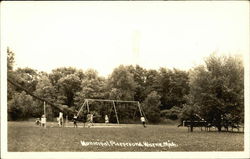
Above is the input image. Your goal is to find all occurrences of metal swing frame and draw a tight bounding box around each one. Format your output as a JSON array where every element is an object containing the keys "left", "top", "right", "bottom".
[{"left": 76, "top": 99, "right": 147, "bottom": 124}]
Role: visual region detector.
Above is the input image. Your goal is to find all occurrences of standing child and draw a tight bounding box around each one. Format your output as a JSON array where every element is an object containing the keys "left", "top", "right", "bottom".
[
  {"left": 87, "top": 113, "right": 91, "bottom": 128},
  {"left": 73, "top": 114, "right": 78, "bottom": 128},
  {"left": 105, "top": 115, "right": 109, "bottom": 125},
  {"left": 41, "top": 115, "right": 46, "bottom": 128},
  {"left": 35, "top": 118, "right": 41, "bottom": 126},
  {"left": 57, "top": 117, "right": 60, "bottom": 126},
  {"left": 87, "top": 113, "right": 94, "bottom": 127},
  {"left": 90, "top": 113, "right": 94, "bottom": 126},
  {"left": 140, "top": 116, "right": 146, "bottom": 128},
  {"left": 58, "top": 112, "right": 63, "bottom": 127}
]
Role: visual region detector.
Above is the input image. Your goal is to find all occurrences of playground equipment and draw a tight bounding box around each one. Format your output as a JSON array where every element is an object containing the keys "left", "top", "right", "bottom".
[
  {"left": 8, "top": 77, "right": 147, "bottom": 127},
  {"left": 8, "top": 77, "right": 73, "bottom": 128},
  {"left": 77, "top": 99, "right": 147, "bottom": 125}
]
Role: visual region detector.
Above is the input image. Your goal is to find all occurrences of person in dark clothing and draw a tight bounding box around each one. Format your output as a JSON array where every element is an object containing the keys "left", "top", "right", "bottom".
[{"left": 73, "top": 114, "right": 78, "bottom": 128}]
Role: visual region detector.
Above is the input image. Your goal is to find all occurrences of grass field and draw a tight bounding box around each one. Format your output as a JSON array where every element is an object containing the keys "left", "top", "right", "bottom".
[{"left": 8, "top": 121, "right": 244, "bottom": 152}]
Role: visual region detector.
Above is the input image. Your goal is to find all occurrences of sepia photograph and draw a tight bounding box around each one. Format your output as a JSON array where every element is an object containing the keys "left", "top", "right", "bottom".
[{"left": 1, "top": 1, "right": 249, "bottom": 159}]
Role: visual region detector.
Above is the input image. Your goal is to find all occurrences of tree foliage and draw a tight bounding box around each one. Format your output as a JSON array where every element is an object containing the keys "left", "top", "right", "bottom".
[
  {"left": 143, "top": 91, "right": 161, "bottom": 123},
  {"left": 7, "top": 49, "right": 244, "bottom": 126},
  {"left": 7, "top": 47, "right": 15, "bottom": 72},
  {"left": 188, "top": 54, "right": 244, "bottom": 131},
  {"left": 107, "top": 65, "right": 136, "bottom": 100},
  {"left": 8, "top": 91, "right": 35, "bottom": 120},
  {"left": 157, "top": 68, "right": 189, "bottom": 110}
]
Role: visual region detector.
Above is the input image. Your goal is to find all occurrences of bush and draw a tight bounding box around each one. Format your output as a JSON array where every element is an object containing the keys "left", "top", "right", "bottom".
[
  {"left": 161, "top": 106, "right": 182, "bottom": 120},
  {"left": 8, "top": 91, "right": 35, "bottom": 120}
]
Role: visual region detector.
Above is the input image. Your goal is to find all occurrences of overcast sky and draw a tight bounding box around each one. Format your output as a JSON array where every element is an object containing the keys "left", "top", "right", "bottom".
[{"left": 2, "top": 1, "right": 249, "bottom": 77}]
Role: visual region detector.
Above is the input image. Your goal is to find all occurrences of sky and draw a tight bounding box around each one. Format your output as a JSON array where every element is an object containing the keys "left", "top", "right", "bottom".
[{"left": 2, "top": 1, "right": 249, "bottom": 77}]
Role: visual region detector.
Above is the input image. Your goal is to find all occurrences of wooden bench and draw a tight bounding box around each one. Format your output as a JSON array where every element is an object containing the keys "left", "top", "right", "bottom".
[{"left": 182, "top": 120, "right": 209, "bottom": 132}]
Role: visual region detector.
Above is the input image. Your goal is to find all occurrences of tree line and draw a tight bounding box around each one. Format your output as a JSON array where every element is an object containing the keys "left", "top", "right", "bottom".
[{"left": 7, "top": 48, "right": 244, "bottom": 131}]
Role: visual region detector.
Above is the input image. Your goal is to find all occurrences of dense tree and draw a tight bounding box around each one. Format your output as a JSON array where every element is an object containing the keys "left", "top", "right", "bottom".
[
  {"left": 142, "top": 91, "right": 161, "bottom": 123},
  {"left": 34, "top": 73, "right": 58, "bottom": 119},
  {"left": 58, "top": 74, "right": 82, "bottom": 106},
  {"left": 7, "top": 48, "right": 244, "bottom": 126},
  {"left": 157, "top": 68, "right": 172, "bottom": 109},
  {"left": 189, "top": 54, "right": 244, "bottom": 131},
  {"left": 156, "top": 68, "right": 190, "bottom": 110},
  {"left": 78, "top": 69, "right": 106, "bottom": 99},
  {"left": 74, "top": 69, "right": 107, "bottom": 115},
  {"left": 161, "top": 106, "right": 182, "bottom": 120},
  {"left": 7, "top": 47, "right": 15, "bottom": 72},
  {"left": 49, "top": 67, "right": 84, "bottom": 87},
  {"left": 8, "top": 91, "right": 35, "bottom": 120},
  {"left": 14, "top": 67, "right": 39, "bottom": 93},
  {"left": 127, "top": 65, "right": 147, "bottom": 102},
  {"left": 107, "top": 65, "right": 136, "bottom": 100},
  {"left": 49, "top": 67, "right": 84, "bottom": 107},
  {"left": 144, "top": 69, "right": 160, "bottom": 95},
  {"left": 178, "top": 94, "right": 207, "bottom": 132},
  {"left": 105, "top": 65, "right": 139, "bottom": 123},
  {"left": 169, "top": 69, "right": 190, "bottom": 107},
  {"left": 179, "top": 95, "right": 200, "bottom": 117}
]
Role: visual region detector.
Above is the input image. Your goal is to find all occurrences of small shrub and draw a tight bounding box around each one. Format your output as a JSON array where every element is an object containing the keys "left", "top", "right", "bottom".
[{"left": 161, "top": 106, "right": 182, "bottom": 120}]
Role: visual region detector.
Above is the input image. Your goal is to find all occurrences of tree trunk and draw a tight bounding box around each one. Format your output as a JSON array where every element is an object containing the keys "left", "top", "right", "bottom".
[
  {"left": 190, "top": 120, "right": 194, "bottom": 132},
  {"left": 218, "top": 126, "right": 221, "bottom": 132},
  {"left": 190, "top": 125, "right": 193, "bottom": 132}
]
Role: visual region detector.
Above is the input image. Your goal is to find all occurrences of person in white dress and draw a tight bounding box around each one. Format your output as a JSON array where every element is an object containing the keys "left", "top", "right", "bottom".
[
  {"left": 58, "top": 112, "right": 63, "bottom": 127},
  {"left": 41, "top": 115, "right": 46, "bottom": 128},
  {"left": 105, "top": 115, "right": 109, "bottom": 125},
  {"left": 140, "top": 116, "right": 146, "bottom": 128}
]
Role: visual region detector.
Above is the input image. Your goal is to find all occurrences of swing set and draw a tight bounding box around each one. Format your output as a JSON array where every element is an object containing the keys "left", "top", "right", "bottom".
[
  {"left": 77, "top": 99, "right": 147, "bottom": 125},
  {"left": 8, "top": 77, "right": 147, "bottom": 127}
]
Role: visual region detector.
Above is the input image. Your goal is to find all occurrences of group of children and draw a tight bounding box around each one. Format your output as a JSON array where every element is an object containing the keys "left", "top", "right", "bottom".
[
  {"left": 35, "top": 112, "right": 146, "bottom": 128},
  {"left": 73, "top": 113, "right": 108, "bottom": 128},
  {"left": 35, "top": 114, "right": 47, "bottom": 128},
  {"left": 73, "top": 114, "right": 146, "bottom": 128},
  {"left": 35, "top": 112, "right": 64, "bottom": 128}
]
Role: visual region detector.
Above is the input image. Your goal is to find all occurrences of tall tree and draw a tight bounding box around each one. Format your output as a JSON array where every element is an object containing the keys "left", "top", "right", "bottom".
[
  {"left": 189, "top": 54, "right": 244, "bottom": 131},
  {"left": 49, "top": 67, "right": 84, "bottom": 107},
  {"left": 34, "top": 73, "right": 58, "bottom": 119},
  {"left": 168, "top": 69, "right": 190, "bottom": 108},
  {"left": 157, "top": 68, "right": 172, "bottom": 109},
  {"left": 144, "top": 69, "right": 160, "bottom": 96},
  {"left": 156, "top": 68, "right": 189, "bottom": 110},
  {"left": 7, "top": 48, "right": 16, "bottom": 100},
  {"left": 127, "top": 65, "right": 147, "bottom": 102},
  {"left": 7, "top": 47, "right": 15, "bottom": 72},
  {"left": 14, "top": 67, "right": 39, "bottom": 93},
  {"left": 142, "top": 91, "right": 161, "bottom": 123},
  {"left": 108, "top": 65, "right": 136, "bottom": 100},
  {"left": 106, "top": 65, "right": 137, "bottom": 123},
  {"left": 58, "top": 74, "right": 82, "bottom": 107},
  {"left": 74, "top": 69, "right": 107, "bottom": 112}
]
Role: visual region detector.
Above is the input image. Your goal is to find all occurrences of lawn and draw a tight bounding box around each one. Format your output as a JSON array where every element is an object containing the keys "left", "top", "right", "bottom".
[{"left": 8, "top": 121, "right": 244, "bottom": 152}]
